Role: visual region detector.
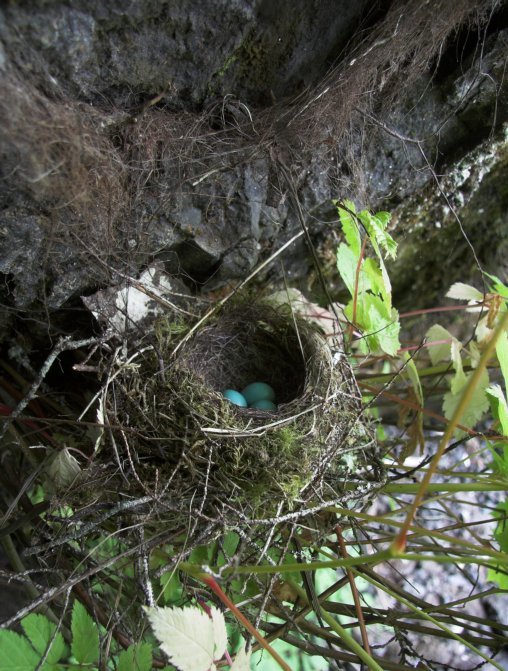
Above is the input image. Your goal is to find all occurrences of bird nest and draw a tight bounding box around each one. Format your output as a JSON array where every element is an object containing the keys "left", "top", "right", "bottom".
[{"left": 69, "top": 299, "right": 384, "bottom": 544}]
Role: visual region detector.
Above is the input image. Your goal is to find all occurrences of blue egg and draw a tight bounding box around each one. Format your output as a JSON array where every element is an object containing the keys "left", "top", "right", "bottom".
[
  {"left": 223, "top": 389, "right": 247, "bottom": 407},
  {"left": 242, "top": 382, "right": 276, "bottom": 406},
  {"left": 250, "top": 399, "right": 277, "bottom": 411}
]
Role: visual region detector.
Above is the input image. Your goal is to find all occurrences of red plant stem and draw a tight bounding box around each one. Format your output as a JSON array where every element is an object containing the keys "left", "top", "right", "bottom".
[
  {"left": 397, "top": 338, "right": 452, "bottom": 353},
  {"left": 352, "top": 236, "right": 368, "bottom": 329},
  {"left": 399, "top": 303, "right": 487, "bottom": 318},
  {"left": 200, "top": 574, "right": 292, "bottom": 671},
  {"left": 0, "top": 402, "right": 59, "bottom": 447}
]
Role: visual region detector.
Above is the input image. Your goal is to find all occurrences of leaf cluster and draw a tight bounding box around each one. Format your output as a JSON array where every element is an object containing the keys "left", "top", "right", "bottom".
[
  {"left": 0, "top": 602, "right": 152, "bottom": 671},
  {"left": 335, "top": 199, "right": 400, "bottom": 356}
]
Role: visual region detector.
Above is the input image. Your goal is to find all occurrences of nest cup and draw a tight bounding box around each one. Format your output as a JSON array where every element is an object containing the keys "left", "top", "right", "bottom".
[
  {"left": 29, "top": 298, "right": 384, "bottom": 640},
  {"left": 177, "top": 305, "right": 307, "bottom": 409},
  {"left": 84, "top": 300, "right": 384, "bottom": 527}
]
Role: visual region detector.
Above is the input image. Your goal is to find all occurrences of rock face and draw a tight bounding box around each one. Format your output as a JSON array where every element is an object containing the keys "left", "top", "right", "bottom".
[{"left": 0, "top": 0, "right": 507, "bottom": 339}]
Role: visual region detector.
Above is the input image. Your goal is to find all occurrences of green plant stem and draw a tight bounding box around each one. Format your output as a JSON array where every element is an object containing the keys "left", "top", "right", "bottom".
[
  {"left": 286, "top": 578, "right": 384, "bottom": 671},
  {"left": 329, "top": 505, "right": 504, "bottom": 555},
  {"left": 394, "top": 309, "right": 508, "bottom": 552},
  {"left": 362, "top": 569, "right": 506, "bottom": 671},
  {"left": 194, "top": 549, "right": 394, "bottom": 577},
  {"left": 383, "top": 481, "right": 507, "bottom": 493},
  {"left": 196, "top": 547, "right": 508, "bottom": 579}
]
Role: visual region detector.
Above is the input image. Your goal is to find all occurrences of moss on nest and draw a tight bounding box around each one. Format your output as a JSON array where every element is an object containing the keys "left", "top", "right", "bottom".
[{"left": 79, "top": 299, "right": 383, "bottom": 533}]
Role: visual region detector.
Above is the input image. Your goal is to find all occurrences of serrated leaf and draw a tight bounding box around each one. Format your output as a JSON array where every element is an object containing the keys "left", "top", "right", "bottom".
[
  {"left": 446, "top": 282, "right": 483, "bottom": 301},
  {"left": 144, "top": 605, "right": 227, "bottom": 671},
  {"left": 230, "top": 645, "right": 251, "bottom": 671},
  {"left": 21, "top": 614, "right": 68, "bottom": 665},
  {"left": 347, "top": 298, "right": 400, "bottom": 356},
  {"left": 337, "top": 200, "right": 361, "bottom": 257},
  {"left": 71, "top": 601, "right": 99, "bottom": 665},
  {"left": 0, "top": 630, "right": 40, "bottom": 671},
  {"left": 374, "top": 210, "right": 391, "bottom": 228},
  {"left": 443, "top": 368, "right": 490, "bottom": 437},
  {"left": 358, "top": 209, "right": 397, "bottom": 259},
  {"left": 426, "top": 324, "right": 454, "bottom": 365},
  {"left": 117, "top": 643, "right": 152, "bottom": 671}
]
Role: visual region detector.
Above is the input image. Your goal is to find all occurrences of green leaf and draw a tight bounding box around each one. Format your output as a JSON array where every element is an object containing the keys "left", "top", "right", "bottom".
[
  {"left": 160, "top": 571, "right": 183, "bottom": 605},
  {"left": 363, "top": 258, "right": 387, "bottom": 302},
  {"left": 485, "top": 272, "right": 508, "bottom": 299},
  {"left": 443, "top": 368, "right": 490, "bottom": 437},
  {"left": 495, "top": 328, "right": 508, "bottom": 394},
  {"left": 71, "top": 601, "right": 99, "bottom": 665},
  {"left": 21, "top": 614, "right": 68, "bottom": 666},
  {"left": 485, "top": 385, "right": 508, "bottom": 477},
  {"left": 446, "top": 282, "right": 484, "bottom": 301},
  {"left": 337, "top": 200, "right": 361, "bottom": 257},
  {"left": 0, "top": 630, "right": 40, "bottom": 671},
  {"left": 486, "top": 384, "right": 508, "bottom": 437},
  {"left": 493, "top": 499, "right": 508, "bottom": 552},
  {"left": 222, "top": 530, "right": 240, "bottom": 557},
  {"left": 426, "top": 324, "right": 454, "bottom": 365},
  {"left": 337, "top": 243, "right": 365, "bottom": 296},
  {"left": 487, "top": 498, "right": 508, "bottom": 588},
  {"left": 403, "top": 352, "right": 423, "bottom": 405},
  {"left": 117, "top": 643, "right": 152, "bottom": 671},
  {"left": 374, "top": 210, "right": 391, "bottom": 228},
  {"left": 188, "top": 544, "right": 212, "bottom": 565},
  {"left": 347, "top": 297, "right": 400, "bottom": 356},
  {"left": 358, "top": 209, "right": 397, "bottom": 259},
  {"left": 375, "top": 307, "right": 401, "bottom": 357}
]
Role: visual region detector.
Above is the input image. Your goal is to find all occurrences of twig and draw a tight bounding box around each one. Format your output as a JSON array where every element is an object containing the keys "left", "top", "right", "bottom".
[
  {"left": 336, "top": 524, "right": 371, "bottom": 655},
  {"left": 0, "top": 336, "right": 102, "bottom": 442}
]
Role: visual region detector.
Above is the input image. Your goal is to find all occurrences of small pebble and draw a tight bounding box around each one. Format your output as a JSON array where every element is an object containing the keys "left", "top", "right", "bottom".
[{"left": 223, "top": 389, "right": 247, "bottom": 407}]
